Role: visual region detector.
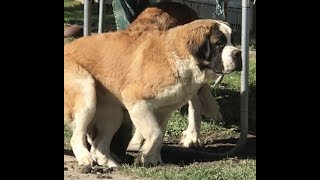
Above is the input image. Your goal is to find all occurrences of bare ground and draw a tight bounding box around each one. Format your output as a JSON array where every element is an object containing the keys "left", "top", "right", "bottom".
[{"left": 64, "top": 155, "right": 141, "bottom": 180}]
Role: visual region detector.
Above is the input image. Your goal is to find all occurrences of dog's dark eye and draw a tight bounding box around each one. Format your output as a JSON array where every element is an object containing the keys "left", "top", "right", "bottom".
[{"left": 216, "top": 40, "right": 224, "bottom": 46}]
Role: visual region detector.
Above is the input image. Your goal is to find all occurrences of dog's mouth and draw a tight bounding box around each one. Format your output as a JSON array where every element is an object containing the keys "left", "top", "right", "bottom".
[
  {"left": 199, "top": 60, "right": 212, "bottom": 70},
  {"left": 211, "top": 63, "right": 224, "bottom": 75},
  {"left": 214, "top": 69, "right": 223, "bottom": 75},
  {"left": 199, "top": 62, "right": 224, "bottom": 76}
]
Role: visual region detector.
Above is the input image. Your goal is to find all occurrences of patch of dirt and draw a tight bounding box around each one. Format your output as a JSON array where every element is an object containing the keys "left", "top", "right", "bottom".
[{"left": 64, "top": 155, "right": 137, "bottom": 180}]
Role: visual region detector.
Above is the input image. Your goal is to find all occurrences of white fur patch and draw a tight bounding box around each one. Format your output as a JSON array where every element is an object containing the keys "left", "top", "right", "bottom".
[
  {"left": 217, "top": 22, "right": 240, "bottom": 73},
  {"left": 150, "top": 55, "right": 205, "bottom": 109},
  {"left": 221, "top": 45, "right": 239, "bottom": 73},
  {"left": 69, "top": 77, "right": 97, "bottom": 166},
  {"left": 180, "top": 96, "right": 202, "bottom": 148}
]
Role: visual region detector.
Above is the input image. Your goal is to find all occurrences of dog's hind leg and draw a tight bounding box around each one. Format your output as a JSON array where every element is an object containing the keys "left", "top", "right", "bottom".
[
  {"left": 64, "top": 63, "right": 97, "bottom": 166},
  {"left": 110, "top": 110, "right": 133, "bottom": 162},
  {"left": 154, "top": 111, "right": 171, "bottom": 165},
  {"left": 90, "top": 100, "right": 123, "bottom": 168}
]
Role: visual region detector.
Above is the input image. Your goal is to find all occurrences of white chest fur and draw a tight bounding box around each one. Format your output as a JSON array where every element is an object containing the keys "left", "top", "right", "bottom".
[{"left": 150, "top": 55, "right": 206, "bottom": 110}]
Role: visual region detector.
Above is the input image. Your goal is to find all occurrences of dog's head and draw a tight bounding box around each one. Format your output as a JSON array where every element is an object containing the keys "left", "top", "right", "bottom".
[{"left": 175, "top": 19, "right": 242, "bottom": 75}]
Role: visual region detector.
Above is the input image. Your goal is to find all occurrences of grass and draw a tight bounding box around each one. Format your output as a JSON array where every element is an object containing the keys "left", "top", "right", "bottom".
[
  {"left": 64, "top": 0, "right": 256, "bottom": 179},
  {"left": 212, "top": 57, "right": 256, "bottom": 132},
  {"left": 122, "top": 159, "right": 256, "bottom": 180},
  {"left": 165, "top": 111, "right": 238, "bottom": 141},
  {"left": 64, "top": 0, "right": 116, "bottom": 32},
  {"left": 64, "top": 126, "right": 72, "bottom": 150}
]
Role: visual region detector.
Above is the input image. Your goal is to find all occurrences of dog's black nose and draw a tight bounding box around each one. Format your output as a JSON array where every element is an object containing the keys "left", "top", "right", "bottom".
[
  {"left": 232, "top": 50, "right": 242, "bottom": 71},
  {"left": 232, "top": 50, "right": 242, "bottom": 59}
]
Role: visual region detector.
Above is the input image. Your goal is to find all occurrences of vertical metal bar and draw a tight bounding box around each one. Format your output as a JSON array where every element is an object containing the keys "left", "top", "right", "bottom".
[
  {"left": 238, "top": 0, "right": 250, "bottom": 151},
  {"left": 224, "top": 0, "right": 228, "bottom": 21},
  {"left": 208, "top": 0, "right": 250, "bottom": 157},
  {"left": 98, "top": 0, "right": 105, "bottom": 33},
  {"left": 221, "top": 0, "right": 251, "bottom": 157},
  {"left": 84, "top": 0, "right": 91, "bottom": 36}
]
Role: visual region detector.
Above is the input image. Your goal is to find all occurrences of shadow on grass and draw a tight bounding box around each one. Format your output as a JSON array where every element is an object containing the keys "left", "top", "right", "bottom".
[
  {"left": 216, "top": 85, "right": 256, "bottom": 133},
  {"left": 162, "top": 136, "right": 256, "bottom": 165},
  {"left": 179, "top": 84, "right": 256, "bottom": 134},
  {"left": 64, "top": 136, "right": 255, "bottom": 166},
  {"left": 124, "top": 136, "right": 256, "bottom": 166}
]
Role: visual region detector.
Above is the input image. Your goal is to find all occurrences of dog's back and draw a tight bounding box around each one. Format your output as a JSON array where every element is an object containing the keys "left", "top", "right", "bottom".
[{"left": 128, "top": 2, "right": 198, "bottom": 32}]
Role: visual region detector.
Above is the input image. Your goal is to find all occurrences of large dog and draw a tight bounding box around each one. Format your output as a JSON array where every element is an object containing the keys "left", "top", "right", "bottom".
[
  {"left": 64, "top": 2, "right": 225, "bottom": 164},
  {"left": 124, "top": 2, "right": 223, "bottom": 152},
  {"left": 64, "top": 13, "right": 242, "bottom": 168},
  {"left": 64, "top": 2, "right": 223, "bottom": 150}
]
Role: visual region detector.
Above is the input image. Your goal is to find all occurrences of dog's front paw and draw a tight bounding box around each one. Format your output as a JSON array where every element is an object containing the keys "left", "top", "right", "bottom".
[
  {"left": 180, "top": 130, "right": 201, "bottom": 148},
  {"left": 96, "top": 156, "right": 120, "bottom": 169},
  {"left": 134, "top": 152, "right": 163, "bottom": 167},
  {"left": 77, "top": 151, "right": 96, "bottom": 166},
  {"left": 127, "top": 143, "right": 141, "bottom": 152}
]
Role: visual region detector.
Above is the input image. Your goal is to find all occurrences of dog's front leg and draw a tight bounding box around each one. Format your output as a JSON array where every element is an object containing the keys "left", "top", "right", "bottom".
[
  {"left": 127, "top": 100, "right": 163, "bottom": 167},
  {"left": 127, "top": 111, "right": 170, "bottom": 154},
  {"left": 127, "top": 129, "right": 144, "bottom": 151},
  {"left": 180, "top": 94, "right": 202, "bottom": 148},
  {"left": 180, "top": 85, "right": 222, "bottom": 148}
]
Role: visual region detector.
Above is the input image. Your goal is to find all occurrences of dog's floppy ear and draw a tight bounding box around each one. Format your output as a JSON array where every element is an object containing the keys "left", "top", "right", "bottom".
[
  {"left": 180, "top": 20, "right": 217, "bottom": 59},
  {"left": 196, "top": 39, "right": 210, "bottom": 60}
]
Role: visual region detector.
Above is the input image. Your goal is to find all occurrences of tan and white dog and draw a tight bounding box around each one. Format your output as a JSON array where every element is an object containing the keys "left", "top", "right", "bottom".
[
  {"left": 64, "top": 3, "right": 224, "bottom": 156},
  {"left": 124, "top": 2, "right": 224, "bottom": 152},
  {"left": 65, "top": 2, "right": 225, "bottom": 165},
  {"left": 64, "top": 17, "right": 242, "bottom": 167}
]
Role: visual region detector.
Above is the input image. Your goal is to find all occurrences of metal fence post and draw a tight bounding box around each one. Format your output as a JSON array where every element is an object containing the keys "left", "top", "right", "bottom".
[
  {"left": 84, "top": 0, "right": 92, "bottom": 36},
  {"left": 98, "top": 0, "right": 105, "bottom": 33}
]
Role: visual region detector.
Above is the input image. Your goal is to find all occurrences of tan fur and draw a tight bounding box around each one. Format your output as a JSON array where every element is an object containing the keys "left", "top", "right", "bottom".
[
  {"left": 128, "top": 3, "right": 198, "bottom": 33},
  {"left": 65, "top": 31, "right": 175, "bottom": 102},
  {"left": 65, "top": 20, "right": 217, "bottom": 103},
  {"left": 64, "top": 2, "right": 219, "bottom": 166},
  {"left": 64, "top": 59, "right": 97, "bottom": 165},
  {"left": 125, "top": 3, "right": 223, "bottom": 149},
  {"left": 64, "top": 18, "right": 241, "bottom": 167}
]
